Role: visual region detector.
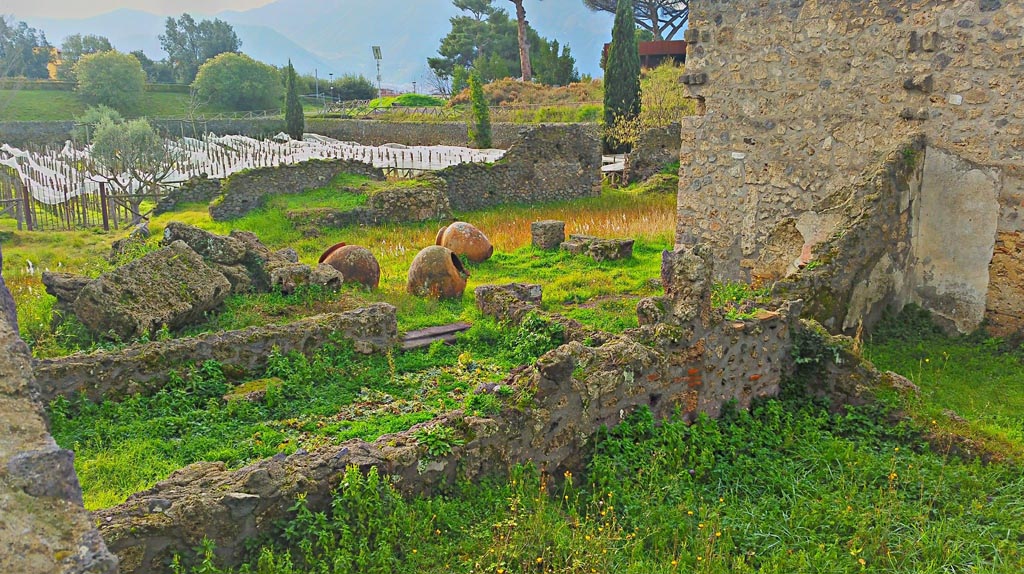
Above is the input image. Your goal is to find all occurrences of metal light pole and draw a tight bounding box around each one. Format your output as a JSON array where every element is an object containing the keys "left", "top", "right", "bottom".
[
  {"left": 329, "top": 72, "right": 334, "bottom": 102},
  {"left": 372, "top": 46, "right": 382, "bottom": 94}
]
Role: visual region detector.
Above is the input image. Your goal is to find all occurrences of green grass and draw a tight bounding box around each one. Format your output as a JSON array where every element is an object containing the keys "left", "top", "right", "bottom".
[
  {"left": 172, "top": 386, "right": 1024, "bottom": 574},
  {"left": 50, "top": 315, "right": 565, "bottom": 510},
  {"left": 0, "top": 88, "right": 239, "bottom": 121},
  {"left": 2, "top": 179, "right": 676, "bottom": 355},
  {"left": 865, "top": 306, "right": 1024, "bottom": 452},
  {"left": 6, "top": 167, "right": 1024, "bottom": 573},
  {"left": 267, "top": 173, "right": 371, "bottom": 211}
]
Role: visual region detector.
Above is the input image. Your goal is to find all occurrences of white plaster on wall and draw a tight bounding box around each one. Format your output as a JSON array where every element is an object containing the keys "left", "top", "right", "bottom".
[{"left": 911, "top": 147, "right": 1000, "bottom": 333}]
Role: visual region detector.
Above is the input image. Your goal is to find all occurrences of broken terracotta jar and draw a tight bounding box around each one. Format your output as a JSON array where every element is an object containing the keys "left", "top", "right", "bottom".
[
  {"left": 407, "top": 245, "right": 469, "bottom": 299},
  {"left": 435, "top": 221, "right": 494, "bottom": 263},
  {"left": 318, "top": 242, "right": 381, "bottom": 289}
]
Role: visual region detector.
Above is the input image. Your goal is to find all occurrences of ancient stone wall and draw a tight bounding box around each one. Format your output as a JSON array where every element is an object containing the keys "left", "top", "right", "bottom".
[
  {"left": 626, "top": 122, "right": 682, "bottom": 183},
  {"left": 0, "top": 119, "right": 588, "bottom": 151},
  {"left": 95, "top": 245, "right": 873, "bottom": 573},
  {"left": 770, "top": 137, "right": 925, "bottom": 333},
  {"left": 0, "top": 245, "right": 119, "bottom": 574},
  {"left": 678, "top": 0, "right": 1024, "bottom": 335},
  {"left": 0, "top": 119, "right": 286, "bottom": 149},
  {"left": 154, "top": 176, "right": 223, "bottom": 215},
  {"left": 305, "top": 119, "right": 530, "bottom": 148},
  {"left": 209, "top": 159, "right": 385, "bottom": 221},
  {"left": 284, "top": 175, "right": 452, "bottom": 233},
  {"left": 438, "top": 124, "right": 602, "bottom": 211},
  {"left": 34, "top": 303, "right": 398, "bottom": 405}
]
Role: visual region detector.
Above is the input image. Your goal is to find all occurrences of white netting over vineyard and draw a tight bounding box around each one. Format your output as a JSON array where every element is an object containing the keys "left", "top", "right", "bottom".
[{"left": 0, "top": 134, "right": 506, "bottom": 206}]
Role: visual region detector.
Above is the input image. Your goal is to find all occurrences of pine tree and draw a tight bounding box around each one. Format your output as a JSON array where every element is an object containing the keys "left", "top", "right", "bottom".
[
  {"left": 468, "top": 72, "right": 492, "bottom": 148},
  {"left": 284, "top": 60, "right": 304, "bottom": 140},
  {"left": 603, "top": 0, "right": 641, "bottom": 152}
]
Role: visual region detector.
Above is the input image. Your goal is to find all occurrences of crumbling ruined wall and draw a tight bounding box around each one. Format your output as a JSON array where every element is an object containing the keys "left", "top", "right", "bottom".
[
  {"left": 677, "top": 0, "right": 1024, "bottom": 335},
  {"left": 0, "top": 245, "right": 119, "bottom": 574},
  {"left": 154, "top": 176, "right": 223, "bottom": 215},
  {"left": 209, "top": 159, "right": 385, "bottom": 221},
  {"left": 438, "top": 124, "right": 602, "bottom": 211},
  {"left": 200, "top": 125, "right": 602, "bottom": 221},
  {"left": 305, "top": 119, "right": 528, "bottom": 148},
  {"left": 96, "top": 245, "right": 836, "bottom": 572},
  {"left": 33, "top": 303, "right": 398, "bottom": 405},
  {"left": 626, "top": 122, "right": 682, "bottom": 184}
]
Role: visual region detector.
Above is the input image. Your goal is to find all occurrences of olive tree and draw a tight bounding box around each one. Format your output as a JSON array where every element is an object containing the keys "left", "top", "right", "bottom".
[{"left": 87, "top": 118, "right": 179, "bottom": 225}]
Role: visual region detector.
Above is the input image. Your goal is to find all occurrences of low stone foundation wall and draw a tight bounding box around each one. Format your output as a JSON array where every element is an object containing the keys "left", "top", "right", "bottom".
[
  {"left": 154, "top": 176, "right": 223, "bottom": 215},
  {"left": 305, "top": 119, "right": 531, "bottom": 148},
  {"left": 209, "top": 159, "right": 385, "bottom": 221},
  {"left": 33, "top": 303, "right": 398, "bottom": 404},
  {"left": 96, "top": 245, "right": 886, "bottom": 573},
  {"left": 201, "top": 125, "right": 602, "bottom": 222},
  {"left": 626, "top": 122, "right": 681, "bottom": 184},
  {"left": 439, "top": 124, "right": 602, "bottom": 211},
  {"left": 285, "top": 175, "right": 452, "bottom": 233}
]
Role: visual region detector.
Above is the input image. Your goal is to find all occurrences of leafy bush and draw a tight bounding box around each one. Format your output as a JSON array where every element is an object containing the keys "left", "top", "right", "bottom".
[
  {"left": 329, "top": 73, "right": 378, "bottom": 101},
  {"left": 193, "top": 52, "right": 282, "bottom": 111},
  {"left": 75, "top": 50, "right": 146, "bottom": 113},
  {"left": 70, "top": 104, "right": 122, "bottom": 143}
]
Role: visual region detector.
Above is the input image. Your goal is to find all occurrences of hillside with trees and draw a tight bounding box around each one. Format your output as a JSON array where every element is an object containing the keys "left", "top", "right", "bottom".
[{"left": 429, "top": 0, "right": 579, "bottom": 89}]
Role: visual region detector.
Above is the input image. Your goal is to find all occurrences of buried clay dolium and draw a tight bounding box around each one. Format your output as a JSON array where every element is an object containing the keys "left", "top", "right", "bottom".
[
  {"left": 318, "top": 242, "right": 382, "bottom": 289},
  {"left": 407, "top": 245, "right": 469, "bottom": 299}
]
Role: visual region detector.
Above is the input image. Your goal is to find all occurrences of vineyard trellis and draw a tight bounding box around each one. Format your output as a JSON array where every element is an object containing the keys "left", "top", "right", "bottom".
[{"left": 0, "top": 134, "right": 506, "bottom": 232}]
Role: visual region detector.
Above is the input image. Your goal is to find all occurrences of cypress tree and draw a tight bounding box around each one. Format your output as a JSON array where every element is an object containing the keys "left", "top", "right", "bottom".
[
  {"left": 603, "top": 0, "right": 641, "bottom": 152},
  {"left": 284, "top": 60, "right": 304, "bottom": 140},
  {"left": 468, "top": 72, "right": 492, "bottom": 148}
]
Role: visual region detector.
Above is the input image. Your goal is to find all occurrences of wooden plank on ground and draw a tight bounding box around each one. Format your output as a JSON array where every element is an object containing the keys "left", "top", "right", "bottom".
[{"left": 401, "top": 322, "right": 472, "bottom": 350}]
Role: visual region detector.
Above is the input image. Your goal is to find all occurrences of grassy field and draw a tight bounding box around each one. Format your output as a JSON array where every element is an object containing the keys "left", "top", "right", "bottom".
[
  {"left": 0, "top": 88, "right": 257, "bottom": 121},
  {"left": 2, "top": 174, "right": 676, "bottom": 356},
  {"left": 2, "top": 170, "right": 1023, "bottom": 573}
]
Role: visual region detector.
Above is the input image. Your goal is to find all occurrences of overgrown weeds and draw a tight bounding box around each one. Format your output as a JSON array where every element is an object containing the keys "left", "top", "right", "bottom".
[{"left": 171, "top": 386, "right": 1024, "bottom": 574}]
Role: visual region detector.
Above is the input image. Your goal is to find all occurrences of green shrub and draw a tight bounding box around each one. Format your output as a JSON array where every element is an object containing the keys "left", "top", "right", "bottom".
[
  {"left": 75, "top": 50, "right": 146, "bottom": 113},
  {"left": 193, "top": 53, "right": 282, "bottom": 111}
]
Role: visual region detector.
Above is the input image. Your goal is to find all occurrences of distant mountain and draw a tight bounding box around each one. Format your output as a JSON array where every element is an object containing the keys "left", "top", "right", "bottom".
[{"left": 24, "top": 1, "right": 614, "bottom": 90}]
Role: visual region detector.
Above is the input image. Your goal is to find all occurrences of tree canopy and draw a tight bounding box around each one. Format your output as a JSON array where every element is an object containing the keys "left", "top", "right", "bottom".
[
  {"left": 192, "top": 52, "right": 282, "bottom": 111},
  {"left": 0, "top": 17, "right": 52, "bottom": 79},
  {"left": 584, "top": 0, "right": 688, "bottom": 40},
  {"left": 159, "top": 13, "right": 241, "bottom": 83},
  {"left": 88, "top": 117, "right": 179, "bottom": 224},
  {"left": 604, "top": 0, "right": 642, "bottom": 152},
  {"left": 429, "top": 0, "right": 578, "bottom": 86},
  {"left": 329, "top": 74, "right": 378, "bottom": 101},
  {"left": 284, "top": 60, "right": 304, "bottom": 140},
  {"left": 75, "top": 50, "right": 146, "bottom": 113},
  {"left": 57, "top": 34, "right": 113, "bottom": 82}
]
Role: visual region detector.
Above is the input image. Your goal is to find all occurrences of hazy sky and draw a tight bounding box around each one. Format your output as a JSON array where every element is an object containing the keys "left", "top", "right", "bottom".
[{"left": 2, "top": 0, "right": 275, "bottom": 19}]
